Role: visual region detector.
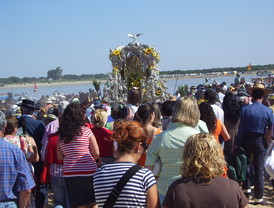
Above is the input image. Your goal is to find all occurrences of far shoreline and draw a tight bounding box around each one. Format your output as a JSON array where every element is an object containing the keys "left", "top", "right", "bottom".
[{"left": 0, "top": 80, "right": 104, "bottom": 89}]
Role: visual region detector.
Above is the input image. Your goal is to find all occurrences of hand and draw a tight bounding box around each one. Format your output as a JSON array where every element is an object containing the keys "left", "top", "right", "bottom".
[{"left": 96, "top": 158, "right": 102, "bottom": 167}]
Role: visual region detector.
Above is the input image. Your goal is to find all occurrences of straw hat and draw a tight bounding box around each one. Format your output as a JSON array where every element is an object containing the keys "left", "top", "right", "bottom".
[
  {"left": 169, "top": 96, "right": 177, "bottom": 101},
  {"left": 247, "top": 83, "right": 269, "bottom": 96}
]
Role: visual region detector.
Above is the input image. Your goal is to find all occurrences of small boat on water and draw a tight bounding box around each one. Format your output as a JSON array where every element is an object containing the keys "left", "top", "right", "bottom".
[{"left": 33, "top": 83, "right": 38, "bottom": 92}]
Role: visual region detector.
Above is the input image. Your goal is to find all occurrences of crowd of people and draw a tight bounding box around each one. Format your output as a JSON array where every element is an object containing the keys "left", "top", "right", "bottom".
[{"left": 0, "top": 77, "right": 274, "bottom": 208}]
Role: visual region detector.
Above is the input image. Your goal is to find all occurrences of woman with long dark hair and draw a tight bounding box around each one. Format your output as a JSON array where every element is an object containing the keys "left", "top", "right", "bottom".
[
  {"left": 199, "top": 102, "right": 230, "bottom": 143},
  {"left": 57, "top": 103, "right": 99, "bottom": 208},
  {"left": 134, "top": 102, "right": 162, "bottom": 166},
  {"left": 222, "top": 93, "right": 241, "bottom": 154}
]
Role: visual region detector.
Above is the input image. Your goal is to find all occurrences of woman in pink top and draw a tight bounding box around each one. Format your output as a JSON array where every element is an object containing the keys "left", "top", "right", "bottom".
[{"left": 57, "top": 103, "right": 99, "bottom": 208}]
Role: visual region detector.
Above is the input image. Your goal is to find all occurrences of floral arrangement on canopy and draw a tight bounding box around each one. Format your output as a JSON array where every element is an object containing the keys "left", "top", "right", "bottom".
[{"left": 103, "top": 34, "right": 169, "bottom": 104}]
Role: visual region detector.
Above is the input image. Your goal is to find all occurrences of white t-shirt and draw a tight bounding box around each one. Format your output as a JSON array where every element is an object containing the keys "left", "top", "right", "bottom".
[{"left": 211, "top": 104, "right": 224, "bottom": 123}]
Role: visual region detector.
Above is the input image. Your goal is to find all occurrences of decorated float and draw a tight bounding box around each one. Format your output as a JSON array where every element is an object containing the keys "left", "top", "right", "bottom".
[{"left": 103, "top": 34, "right": 169, "bottom": 104}]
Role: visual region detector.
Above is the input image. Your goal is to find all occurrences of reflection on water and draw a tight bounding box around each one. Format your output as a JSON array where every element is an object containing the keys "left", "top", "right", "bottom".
[{"left": 0, "top": 75, "right": 256, "bottom": 99}]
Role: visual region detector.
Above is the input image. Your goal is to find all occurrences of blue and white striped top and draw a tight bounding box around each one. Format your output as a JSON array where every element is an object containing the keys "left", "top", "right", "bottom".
[{"left": 93, "top": 162, "right": 156, "bottom": 207}]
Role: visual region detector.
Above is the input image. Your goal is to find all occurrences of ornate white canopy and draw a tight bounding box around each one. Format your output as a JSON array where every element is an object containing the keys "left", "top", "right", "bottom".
[{"left": 103, "top": 34, "right": 169, "bottom": 104}]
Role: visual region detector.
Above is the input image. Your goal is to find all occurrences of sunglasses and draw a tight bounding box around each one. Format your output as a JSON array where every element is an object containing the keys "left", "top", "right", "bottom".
[{"left": 141, "top": 141, "right": 149, "bottom": 151}]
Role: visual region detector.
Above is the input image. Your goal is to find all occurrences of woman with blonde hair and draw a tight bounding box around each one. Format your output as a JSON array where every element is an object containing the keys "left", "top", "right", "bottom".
[
  {"left": 93, "top": 121, "right": 159, "bottom": 208},
  {"left": 91, "top": 109, "right": 114, "bottom": 164},
  {"left": 163, "top": 133, "right": 248, "bottom": 208},
  {"left": 146, "top": 96, "right": 208, "bottom": 203}
]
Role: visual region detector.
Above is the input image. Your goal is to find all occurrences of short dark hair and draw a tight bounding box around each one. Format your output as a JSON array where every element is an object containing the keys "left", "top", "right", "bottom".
[
  {"left": 4, "top": 117, "right": 18, "bottom": 135},
  {"left": 204, "top": 90, "right": 217, "bottom": 104},
  {"left": 21, "top": 107, "right": 34, "bottom": 115},
  {"left": 162, "top": 101, "right": 175, "bottom": 117},
  {"left": 252, "top": 89, "right": 264, "bottom": 100},
  {"left": 127, "top": 89, "right": 141, "bottom": 105}
]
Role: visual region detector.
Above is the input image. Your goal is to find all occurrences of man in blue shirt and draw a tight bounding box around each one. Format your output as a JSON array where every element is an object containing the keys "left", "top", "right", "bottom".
[
  {"left": 236, "top": 83, "right": 273, "bottom": 204},
  {"left": 0, "top": 110, "right": 35, "bottom": 208}
]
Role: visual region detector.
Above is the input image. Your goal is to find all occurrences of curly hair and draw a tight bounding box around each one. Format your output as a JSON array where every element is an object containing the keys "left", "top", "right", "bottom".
[
  {"left": 181, "top": 133, "right": 226, "bottom": 184},
  {"left": 199, "top": 102, "right": 216, "bottom": 133},
  {"left": 222, "top": 93, "right": 241, "bottom": 123},
  {"left": 58, "top": 103, "right": 86, "bottom": 144},
  {"left": 112, "top": 121, "right": 148, "bottom": 154}
]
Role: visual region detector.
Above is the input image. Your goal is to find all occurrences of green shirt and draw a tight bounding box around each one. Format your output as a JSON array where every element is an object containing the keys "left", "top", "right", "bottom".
[{"left": 146, "top": 120, "right": 208, "bottom": 196}]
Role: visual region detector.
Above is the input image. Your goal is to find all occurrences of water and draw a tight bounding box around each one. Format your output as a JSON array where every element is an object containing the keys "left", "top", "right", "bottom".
[{"left": 0, "top": 74, "right": 256, "bottom": 99}]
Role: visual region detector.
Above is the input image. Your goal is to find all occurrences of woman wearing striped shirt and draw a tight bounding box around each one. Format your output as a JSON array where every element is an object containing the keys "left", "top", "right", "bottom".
[
  {"left": 57, "top": 103, "right": 99, "bottom": 208},
  {"left": 93, "top": 121, "right": 159, "bottom": 208}
]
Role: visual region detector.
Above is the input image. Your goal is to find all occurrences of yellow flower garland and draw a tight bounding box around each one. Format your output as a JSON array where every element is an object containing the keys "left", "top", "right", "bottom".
[{"left": 111, "top": 50, "right": 121, "bottom": 56}]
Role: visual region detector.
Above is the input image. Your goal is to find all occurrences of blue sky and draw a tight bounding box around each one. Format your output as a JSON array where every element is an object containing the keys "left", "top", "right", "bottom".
[{"left": 0, "top": 0, "right": 273, "bottom": 78}]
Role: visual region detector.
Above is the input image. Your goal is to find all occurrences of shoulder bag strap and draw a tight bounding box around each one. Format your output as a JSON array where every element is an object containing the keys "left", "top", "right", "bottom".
[{"left": 103, "top": 165, "right": 142, "bottom": 208}]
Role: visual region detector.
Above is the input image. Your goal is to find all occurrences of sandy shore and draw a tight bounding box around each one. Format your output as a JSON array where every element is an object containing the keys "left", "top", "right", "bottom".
[
  {"left": 0, "top": 72, "right": 256, "bottom": 89},
  {"left": 0, "top": 80, "right": 106, "bottom": 89}
]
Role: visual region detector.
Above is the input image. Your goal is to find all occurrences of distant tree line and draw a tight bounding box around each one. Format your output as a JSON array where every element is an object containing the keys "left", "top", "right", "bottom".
[
  {"left": 159, "top": 64, "right": 274, "bottom": 75},
  {"left": 0, "top": 64, "right": 273, "bottom": 87},
  {"left": 0, "top": 67, "right": 108, "bottom": 86}
]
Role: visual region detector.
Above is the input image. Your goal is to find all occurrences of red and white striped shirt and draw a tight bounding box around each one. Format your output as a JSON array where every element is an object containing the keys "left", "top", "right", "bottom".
[{"left": 59, "top": 126, "right": 97, "bottom": 177}]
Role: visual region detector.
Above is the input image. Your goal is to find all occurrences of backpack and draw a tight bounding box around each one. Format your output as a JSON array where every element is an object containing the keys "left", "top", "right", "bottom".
[{"left": 226, "top": 147, "right": 247, "bottom": 183}]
